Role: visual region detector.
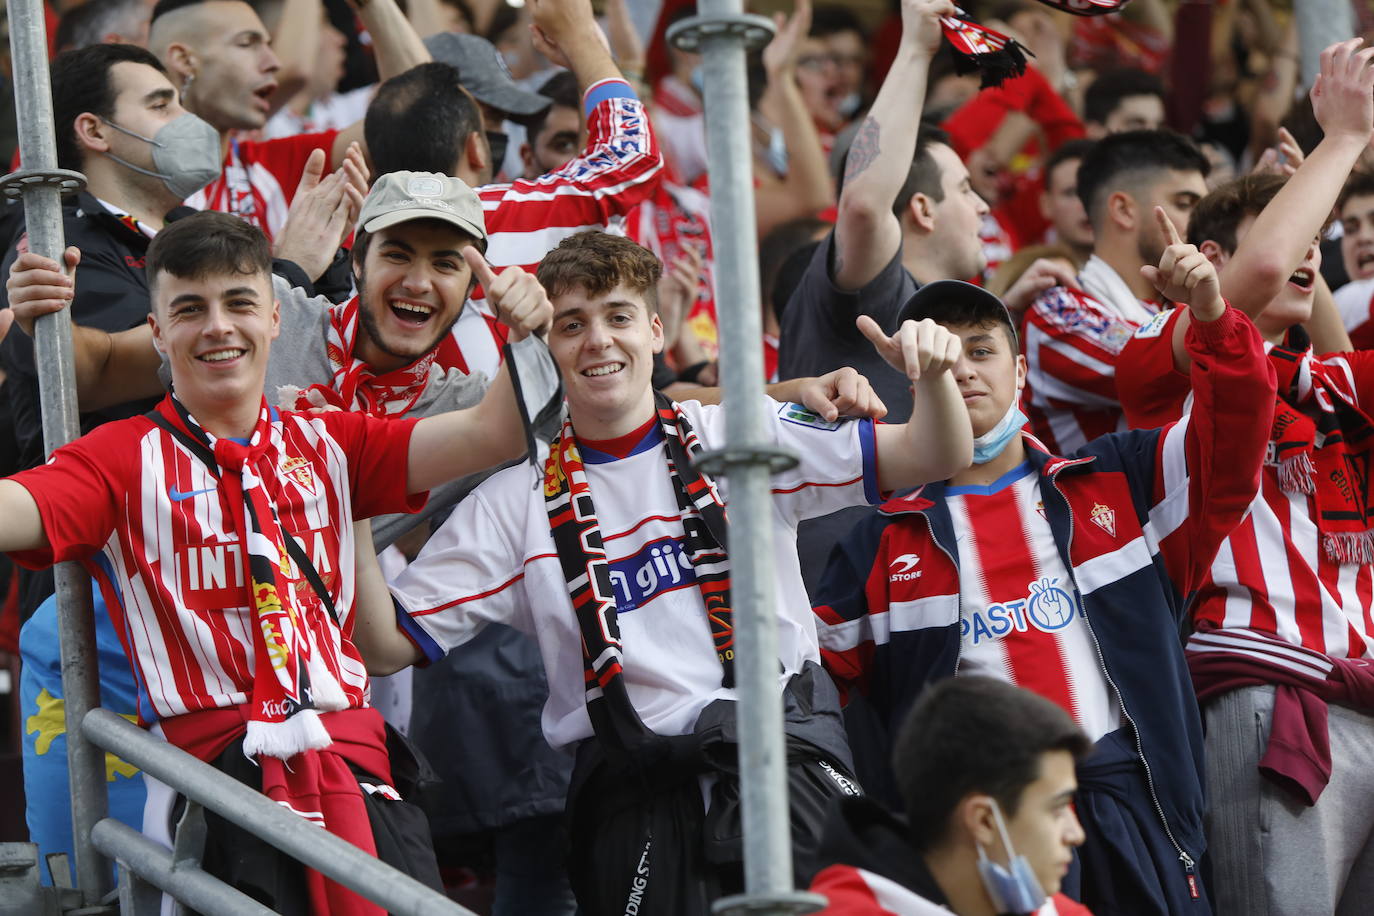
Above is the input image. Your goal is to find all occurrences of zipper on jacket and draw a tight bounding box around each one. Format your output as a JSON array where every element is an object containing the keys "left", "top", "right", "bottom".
[
  {"left": 1046, "top": 473, "right": 1196, "bottom": 889},
  {"left": 923, "top": 513, "right": 965, "bottom": 675}
]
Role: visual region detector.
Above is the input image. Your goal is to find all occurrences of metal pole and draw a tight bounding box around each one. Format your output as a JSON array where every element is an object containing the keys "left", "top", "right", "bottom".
[
  {"left": 84, "top": 710, "right": 477, "bottom": 916},
  {"left": 3, "top": 0, "right": 102, "bottom": 904},
  {"left": 668, "top": 6, "right": 823, "bottom": 914},
  {"left": 1295, "top": 0, "right": 1353, "bottom": 87}
]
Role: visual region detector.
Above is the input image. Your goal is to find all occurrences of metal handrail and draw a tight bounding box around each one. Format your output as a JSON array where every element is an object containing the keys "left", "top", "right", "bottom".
[{"left": 83, "top": 709, "right": 477, "bottom": 916}]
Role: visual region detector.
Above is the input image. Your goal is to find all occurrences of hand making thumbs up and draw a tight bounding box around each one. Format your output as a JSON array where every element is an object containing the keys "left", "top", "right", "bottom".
[{"left": 463, "top": 247, "right": 553, "bottom": 342}]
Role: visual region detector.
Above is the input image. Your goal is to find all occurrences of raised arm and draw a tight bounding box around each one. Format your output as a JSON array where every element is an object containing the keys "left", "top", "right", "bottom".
[
  {"left": 6, "top": 248, "right": 163, "bottom": 410},
  {"left": 331, "top": 0, "right": 432, "bottom": 167},
  {"left": 832, "top": 0, "right": 952, "bottom": 290},
  {"left": 862, "top": 315, "right": 973, "bottom": 489},
  {"left": 529, "top": 0, "right": 620, "bottom": 92},
  {"left": 753, "top": 0, "right": 835, "bottom": 237},
  {"left": 1141, "top": 212, "right": 1277, "bottom": 592},
  {"left": 1219, "top": 38, "right": 1374, "bottom": 319},
  {"left": 405, "top": 249, "right": 552, "bottom": 493}
]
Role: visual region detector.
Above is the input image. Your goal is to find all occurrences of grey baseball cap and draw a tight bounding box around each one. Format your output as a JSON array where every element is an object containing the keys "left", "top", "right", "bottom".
[
  {"left": 423, "top": 32, "right": 552, "bottom": 119},
  {"left": 356, "top": 171, "right": 486, "bottom": 242}
]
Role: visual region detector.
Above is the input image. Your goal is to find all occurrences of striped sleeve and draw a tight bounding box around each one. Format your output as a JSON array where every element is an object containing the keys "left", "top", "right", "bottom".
[
  {"left": 1149, "top": 308, "right": 1275, "bottom": 593},
  {"left": 387, "top": 472, "right": 533, "bottom": 651},
  {"left": 812, "top": 513, "right": 893, "bottom": 704},
  {"left": 479, "top": 90, "right": 662, "bottom": 272},
  {"left": 1023, "top": 286, "right": 1136, "bottom": 410}
]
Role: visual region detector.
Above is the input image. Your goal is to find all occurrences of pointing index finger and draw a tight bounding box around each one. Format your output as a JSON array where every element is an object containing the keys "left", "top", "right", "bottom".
[{"left": 1155, "top": 206, "right": 1183, "bottom": 247}]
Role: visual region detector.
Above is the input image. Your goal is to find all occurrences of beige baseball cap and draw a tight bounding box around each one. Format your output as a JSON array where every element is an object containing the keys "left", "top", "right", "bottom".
[{"left": 356, "top": 171, "right": 486, "bottom": 242}]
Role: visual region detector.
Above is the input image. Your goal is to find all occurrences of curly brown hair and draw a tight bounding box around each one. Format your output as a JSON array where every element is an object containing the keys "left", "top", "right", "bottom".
[{"left": 536, "top": 231, "right": 662, "bottom": 313}]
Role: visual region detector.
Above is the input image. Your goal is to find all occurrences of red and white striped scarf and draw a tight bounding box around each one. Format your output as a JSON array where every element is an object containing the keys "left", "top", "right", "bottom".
[
  {"left": 150, "top": 396, "right": 347, "bottom": 759},
  {"left": 293, "top": 296, "right": 468, "bottom": 417}
]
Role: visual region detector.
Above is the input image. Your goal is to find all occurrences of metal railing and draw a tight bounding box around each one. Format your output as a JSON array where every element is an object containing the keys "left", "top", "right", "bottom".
[
  {"left": 83, "top": 709, "right": 476, "bottom": 916},
  {"left": 0, "top": 0, "right": 478, "bottom": 910},
  {"left": 5, "top": 0, "right": 820, "bottom": 909}
]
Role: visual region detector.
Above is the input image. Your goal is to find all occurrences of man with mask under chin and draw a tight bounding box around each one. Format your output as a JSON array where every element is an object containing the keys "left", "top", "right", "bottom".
[
  {"left": 809, "top": 677, "right": 1094, "bottom": 916},
  {"left": 813, "top": 239, "right": 1276, "bottom": 914}
]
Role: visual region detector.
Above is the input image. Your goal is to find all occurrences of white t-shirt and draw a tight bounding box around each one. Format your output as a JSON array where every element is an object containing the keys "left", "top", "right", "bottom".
[{"left": 390, "top": 398, "right": 880, "bottom": 750}]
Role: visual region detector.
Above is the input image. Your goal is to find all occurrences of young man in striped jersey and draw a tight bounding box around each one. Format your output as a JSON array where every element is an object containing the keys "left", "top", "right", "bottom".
[
  {"left": 1019, "top": 130, "right": 1209, "bottom": 455},
  {"left": 352, "top": 230, "right": 976, "bottom": 916},
  {"left": 1114, "top": 38, "right": 1374, "bottom": 916},
  {"left": 812, "top": 212, "right": 1277, "bottom": 915},
  {"left": 0, "top": 210, "right": 552, "bottom": 915}
]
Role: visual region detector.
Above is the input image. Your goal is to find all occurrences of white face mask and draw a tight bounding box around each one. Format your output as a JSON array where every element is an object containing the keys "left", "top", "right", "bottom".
[
  {"left": 972, "top": 400, "right": 1027, "bottom": 464},
  {"left": 975, "top": 798, "right": 1049, "bottom": 915},
  {"left": 101, "top": 112, "right": 222, "bottom": 200}
]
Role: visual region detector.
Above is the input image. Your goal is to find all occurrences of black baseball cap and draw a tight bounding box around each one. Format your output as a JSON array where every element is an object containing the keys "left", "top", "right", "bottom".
[{"left": 897, "top": 280, "right": 1018, "bottom": 346}]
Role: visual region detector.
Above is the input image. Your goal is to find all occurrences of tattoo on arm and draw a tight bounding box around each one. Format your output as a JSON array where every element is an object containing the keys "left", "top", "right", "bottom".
[{"left": 843, "top": 116, "right": 882, "bottom": 185}]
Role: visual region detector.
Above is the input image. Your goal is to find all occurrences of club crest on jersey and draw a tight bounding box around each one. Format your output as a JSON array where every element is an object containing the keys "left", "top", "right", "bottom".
[
  {"left": 960, "top": 576, "right": 1077, "bottom": 645},
  {"left": 777, "top": 402, "right": 841, "bottom": 431},
  {"left": 1089, "top": 502, "right": 1117, "bottom": 537},
  {"left": 280, "top": 456, "right": 316, "bottom": 495},
  {"left": 889, "top": 553, "right": 922, "bottom": 582}
]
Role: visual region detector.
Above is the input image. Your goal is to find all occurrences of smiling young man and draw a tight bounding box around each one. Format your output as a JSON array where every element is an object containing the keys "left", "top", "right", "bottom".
[
  {"left": 0, "top": 210, "right": 546, "bottom": 915},
  {"left": 1112, "top": 39, "right": 1374, "bottom": 916},
  {"left": 810, "top": 677, "right": 1092, "bottom": 916},
  {"left": 813, "top": 216, "right": 1278, "bottom": 915},
  {"left": 351, "top": 230, "right": 973, "bottom": 915}
]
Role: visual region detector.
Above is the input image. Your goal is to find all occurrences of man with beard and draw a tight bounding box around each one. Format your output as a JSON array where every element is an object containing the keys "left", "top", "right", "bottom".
[{"left": 1019, "top": 129, "right": 1209, "bottom": 454}]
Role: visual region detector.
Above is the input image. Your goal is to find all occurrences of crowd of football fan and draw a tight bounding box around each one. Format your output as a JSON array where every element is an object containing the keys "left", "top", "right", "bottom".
[{"left": 0, "top": 0, "right": 1372, "bottom": 913}]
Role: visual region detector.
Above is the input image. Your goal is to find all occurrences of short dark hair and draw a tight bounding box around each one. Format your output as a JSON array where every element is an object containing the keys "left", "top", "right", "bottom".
[
  {"left": 365, "top": 62, "right": 482, "bottom": 177},
  {"left": 150, "top": 0, "right": 209, "bottom": 27},
  {"left": 1083, "top": 68, "right": 1165, "bottom": 126},
  {"left": 894, "top": 676, "right": 1092, "bottom": 853},
  {"left": 537, "top": 231, "right": 661, "bottom": 313},
  {"left": 1337, "top": 170, "right": 1374, "bottom": 216},
  {"left": 525, "top": 70, "right": 580, "bottom": 145},
  {"left": 1186, "top": 173, "right": 1285, "bottom": 252},
  {"left": 50, "top": 43, "right": 168, "bottom": 173},
  {"left": 810, "top": 5, "right": 865, "bottom": 39},
  {"left": 838, "top": 121, "right": 951, "bottom": 215},
  {"left": 760, "top": 216, "right": 829, "bottom": 312},
  {"left": 1042, "top": 138, "right": 1095, "bottom": 190},
  {"left": 1076, "top": 129, "right": 1209, "bottom": 229},
  {"left": 146, "top": 211, "right": 272, "bottom": 300}
]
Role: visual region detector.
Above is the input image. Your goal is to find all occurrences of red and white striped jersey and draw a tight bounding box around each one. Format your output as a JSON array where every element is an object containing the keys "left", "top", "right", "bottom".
[
  {"left": 475, "top": 81, "right": 660, "bottom": 290},
  {"left": 1117, "top": 309, "right": 1374, "bottom": 660},
  {"left": 455, "top": 82, "right": 661, "bottom": 368},
  {"left": 7, "top": 403, "right": 422, "bottom": 722},
  {"left": 947, "top": 463, "right": 1122, "bottom": 740},
  {"left": 1022, "top": 257, "right": 1162, "bottom": 454},
  {"left": 185, "top": 131, "right": 339, "bottom": 241}
]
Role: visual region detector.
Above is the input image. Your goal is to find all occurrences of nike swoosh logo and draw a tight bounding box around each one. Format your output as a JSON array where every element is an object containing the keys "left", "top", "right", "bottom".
[{"left": 169, "top": 486, "right": 217, "bottom": 502}]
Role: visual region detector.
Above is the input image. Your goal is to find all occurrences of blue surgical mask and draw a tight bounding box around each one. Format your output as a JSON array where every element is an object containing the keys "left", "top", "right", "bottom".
[
  {"left": 767, "top": 126, "right": 789, "bottom": 175},
  {"left": 972, "top": 401, "right": 1027, "bottom": 464},
  {"left": 976, "top": 798, "right": 1048, "bottom": 915}
]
